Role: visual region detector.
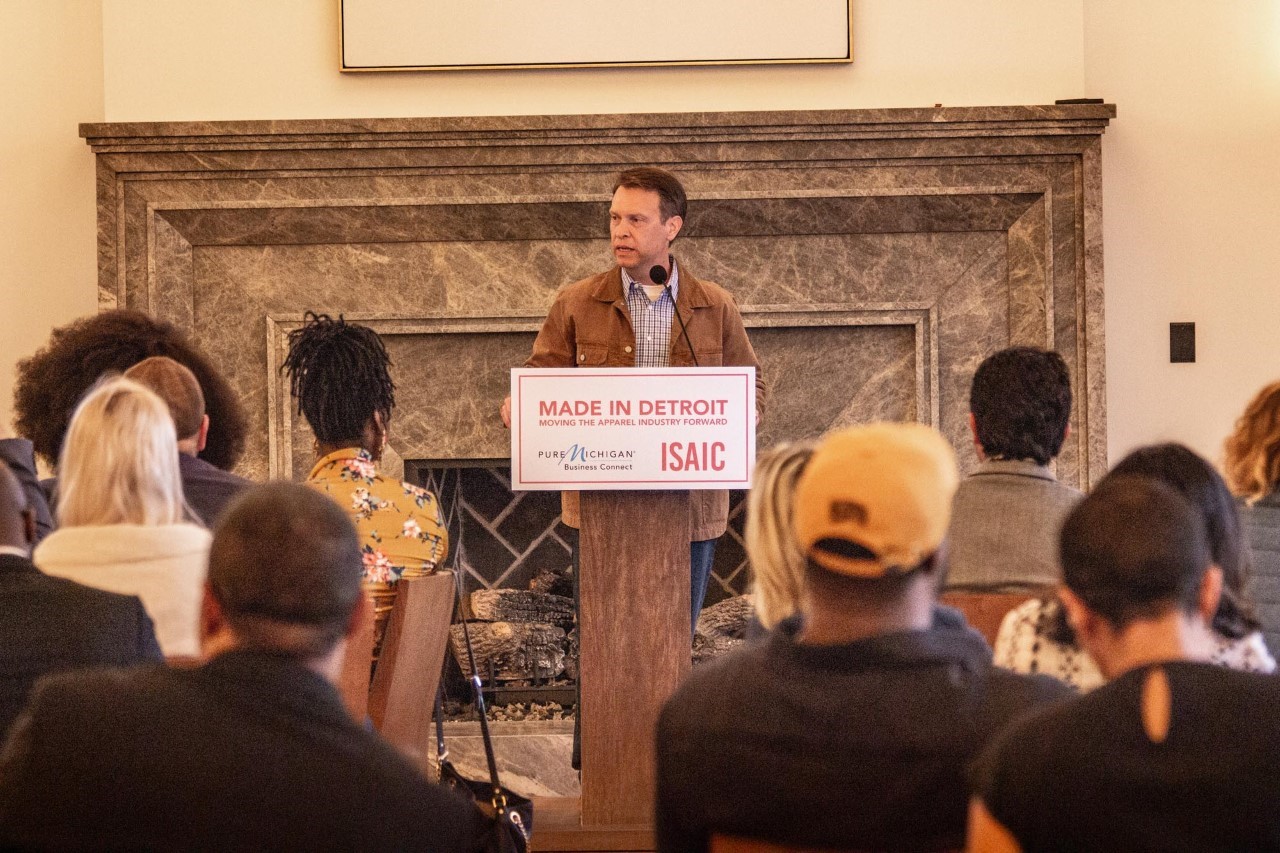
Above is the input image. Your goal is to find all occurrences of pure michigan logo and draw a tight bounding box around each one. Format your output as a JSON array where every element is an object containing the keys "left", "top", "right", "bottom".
[{"left": 535, "top": 443, "right": 636, "bottom": 472}]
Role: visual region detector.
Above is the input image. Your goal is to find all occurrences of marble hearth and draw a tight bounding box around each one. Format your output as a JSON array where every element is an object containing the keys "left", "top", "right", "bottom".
[{"left": 81, "top": 105, "right": 1114, "bottom": 593}]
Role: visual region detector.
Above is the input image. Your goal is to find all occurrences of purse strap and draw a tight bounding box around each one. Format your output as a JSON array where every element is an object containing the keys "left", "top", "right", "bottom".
[
  {"left": 433, "top": 687, "right": 449, "bottom": 764},
  {"left": 438, "top": 570, "right": 508, "bottom": 812}
]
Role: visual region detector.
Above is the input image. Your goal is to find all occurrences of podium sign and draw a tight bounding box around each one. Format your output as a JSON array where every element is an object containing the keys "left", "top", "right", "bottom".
[{"left": 510, "top": 366, "right": 756, "bottom": 491}]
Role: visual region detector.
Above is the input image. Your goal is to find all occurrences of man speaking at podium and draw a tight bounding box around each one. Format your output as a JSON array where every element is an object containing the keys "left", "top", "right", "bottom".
[{"left": 502, "top": 167, "right": 765, "bottom": 632}]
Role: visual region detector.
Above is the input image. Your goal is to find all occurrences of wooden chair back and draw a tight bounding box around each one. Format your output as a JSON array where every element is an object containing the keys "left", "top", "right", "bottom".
[
  {"left": 938, "top": 590, "right": 1041, "bottom": 646},
  {"left": 368, "top": 571, "right": 457, "bottom": 768},
  {"left": 711, "top": 836, "right": 843, "bottom": 853},
  {"left": 711, "top": 835, "right": 959, "bottom": 853},
  {"left": 337, "top": 590, "right": 377, "bottom": 722}
]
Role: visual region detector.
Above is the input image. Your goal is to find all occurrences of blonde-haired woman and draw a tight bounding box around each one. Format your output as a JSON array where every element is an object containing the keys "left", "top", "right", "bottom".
[
  {"left": 33, "top": 377, "right": 211, "bottom": 656},
  {"left": 1225, "top": 380, "right": 1280, "bottom": 654},
  {"left": 745, "top": 442, "right": 814, "bottom": 629}
]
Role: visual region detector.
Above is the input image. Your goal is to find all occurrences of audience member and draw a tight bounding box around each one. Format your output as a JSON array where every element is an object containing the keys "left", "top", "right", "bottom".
[
  {"left": 968, "top": 476, "right": 1280, "bottom": 852},
  {"left": 0, "top": 461, "right": 161, "bottom": 738},
  {"left": 0, "top": 435, "right": 52, "bottom": 544},
  {"left": 32, "top": 377, "right": 211, "bottom": 656},
  {"left": 283, "top": 313, "right": 448, "bottom": 658},
  {"left": 1224, "top": 379, "right": 1280, "bottom": 652},
  {"left": 945, "top": 347, "right": 1081, "bottom": 592},
  {"left": 747, "top": 441, "right": 993, "bottom": 643},
  {"left": 995, "top": 443, "right": 1274, "bottom": 689},
  {"left": 656, "top": 424, "right": 1071, "bottom": 853},
  {"left": 744, "top": 441, "right": 813, "bottom": 629},
  {"left": 125, "top": 356, "right": 252, "bottom": 525},
  {"left": 0, "top": 483, "right": 485, "bottom": 851},
  {"left": 13, "top": 308, "right": 247, "bottom": 472}
]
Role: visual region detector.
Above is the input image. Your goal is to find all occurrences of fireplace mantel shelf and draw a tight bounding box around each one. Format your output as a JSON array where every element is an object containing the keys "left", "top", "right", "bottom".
[{"left": 80, "top": 104, "right": 1115, "bottom": 151}]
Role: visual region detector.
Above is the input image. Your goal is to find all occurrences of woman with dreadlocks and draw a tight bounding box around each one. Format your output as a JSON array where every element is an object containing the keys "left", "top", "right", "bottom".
[{"left": 282, "top": 312, "right": 448, "bottom": 657}]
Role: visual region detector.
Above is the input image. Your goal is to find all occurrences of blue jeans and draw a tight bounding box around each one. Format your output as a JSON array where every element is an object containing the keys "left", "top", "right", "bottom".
[{"left": 689, "top": 538, "right": 718, "bottom": 634}]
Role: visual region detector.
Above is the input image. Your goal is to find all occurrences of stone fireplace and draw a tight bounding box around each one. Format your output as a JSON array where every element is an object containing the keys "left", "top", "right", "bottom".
[{"left": 81, "top": 105, "right": 1114, "bottom": 595}]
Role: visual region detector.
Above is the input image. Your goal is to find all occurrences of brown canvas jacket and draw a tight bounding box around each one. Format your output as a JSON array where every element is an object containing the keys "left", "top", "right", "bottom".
[{"left": 524, "top": 263, "right": 766, "bottom": 540}]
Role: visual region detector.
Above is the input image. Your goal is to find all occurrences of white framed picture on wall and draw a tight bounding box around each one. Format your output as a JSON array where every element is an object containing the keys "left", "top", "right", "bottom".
[{"left": 340, "top": 0, "right": 852, "bottom": 71}]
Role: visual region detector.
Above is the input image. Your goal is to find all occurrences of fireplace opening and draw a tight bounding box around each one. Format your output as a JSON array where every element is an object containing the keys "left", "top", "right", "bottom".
[{"left": 406, "top": 460, "right": 752, "bottom": 713}]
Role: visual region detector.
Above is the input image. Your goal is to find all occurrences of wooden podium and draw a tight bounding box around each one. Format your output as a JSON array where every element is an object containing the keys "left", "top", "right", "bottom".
[
  {"left": 576, "top": 489, "right": 692, "bottom": 837},
  {"left": 511, "top": 366, "right": 754, "bottom": 849}
]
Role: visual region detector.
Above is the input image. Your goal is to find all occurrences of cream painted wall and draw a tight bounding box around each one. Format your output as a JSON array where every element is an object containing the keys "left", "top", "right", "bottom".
[
  {"left": 101, "top": 0, "right": 1086, "bottom": 120},
  {"left": 1086, "top": 0, "right": 1280, "bottom": 464},
  {"left": 0, "top": 1, "right": 102, "bottom": 433}
]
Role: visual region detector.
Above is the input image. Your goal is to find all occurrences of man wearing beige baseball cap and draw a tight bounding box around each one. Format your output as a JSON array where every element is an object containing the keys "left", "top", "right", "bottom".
[{"left": 656, "top": 423, "right": 1071, "bottom": 853}]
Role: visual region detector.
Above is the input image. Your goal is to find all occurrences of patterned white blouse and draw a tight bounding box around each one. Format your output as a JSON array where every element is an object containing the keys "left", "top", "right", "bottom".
[{"left": 994, "top": 597, "right": 1277, "bottom": 691}]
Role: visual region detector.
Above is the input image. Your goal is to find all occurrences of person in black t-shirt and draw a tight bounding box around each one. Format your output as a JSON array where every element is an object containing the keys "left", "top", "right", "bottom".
[
  {"left": 657, "top": 424, "right": 1072, "bottom": 853},
  {"left": 968, "top": 473, "right": 1280, "bottom": 852}
]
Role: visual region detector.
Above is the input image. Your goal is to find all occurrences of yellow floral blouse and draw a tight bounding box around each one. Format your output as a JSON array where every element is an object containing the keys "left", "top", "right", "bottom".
[{"left": 306, "top": 447, "right": 448, "bottom": 584}]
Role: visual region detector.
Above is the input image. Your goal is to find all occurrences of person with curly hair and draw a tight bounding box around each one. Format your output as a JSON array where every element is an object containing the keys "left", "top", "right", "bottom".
[
  {"left": 946, "top": 346, "right": 1081, "bottom": 594},
  {"left": 13, "top": 309, "right": 247, "bottom": 472},
  {"left": 1224, "top": 379, "right": 1280, "bottom": 653},
  {"left": 282, "top": 312, "right": 448, "bottom": 658}
]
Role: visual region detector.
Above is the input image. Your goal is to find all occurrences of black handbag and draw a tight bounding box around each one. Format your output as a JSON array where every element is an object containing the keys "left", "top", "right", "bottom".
[{"left": 435, "top": 573, "right": 533, "bottom": 853}]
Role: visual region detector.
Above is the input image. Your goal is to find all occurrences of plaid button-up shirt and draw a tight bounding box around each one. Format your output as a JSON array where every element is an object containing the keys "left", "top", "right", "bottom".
[{"left": 622, "top": 263, "right": 678, "bottom": 368}]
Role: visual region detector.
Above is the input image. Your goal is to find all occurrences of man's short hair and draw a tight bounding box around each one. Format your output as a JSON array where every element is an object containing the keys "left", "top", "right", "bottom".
[
  {"left": 124, "top": 356, "right": 206, "bottom": 440},
  {"left": 208, "top": 483, "right": 363, "bottom": 658},
  {"left": 970, "top": 347, "right": 1072, "bottom": 465},
  {"left": 1060, "top": 475, "right": 1211, "bottom": 628},
  {"left": 614, "top": 167, "right": 688, "bottom": 222}
]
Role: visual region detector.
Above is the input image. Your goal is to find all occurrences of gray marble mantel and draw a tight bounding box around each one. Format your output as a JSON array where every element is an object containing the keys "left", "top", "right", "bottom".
[{"left": 81, "top": 104, "right": 1115, "bottom": 487}]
